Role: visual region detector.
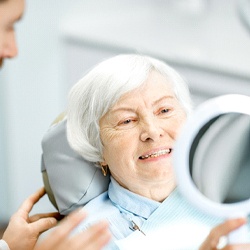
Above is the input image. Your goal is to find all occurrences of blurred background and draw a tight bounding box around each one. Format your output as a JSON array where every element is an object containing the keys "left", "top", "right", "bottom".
[{"left": 0, "top": 0, "right": 250, "bottom": 225}]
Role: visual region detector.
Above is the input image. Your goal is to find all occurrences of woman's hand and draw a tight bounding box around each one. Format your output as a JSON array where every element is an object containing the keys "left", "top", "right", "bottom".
[
  {"left": 34, "top": 209, "right": 111, "bottom": 250},
  {"left": 199, "top": 218, "right": 250, "bottom": 250},
  {"left": 2, "top": 187, "right": 60, "bottom": 250}
]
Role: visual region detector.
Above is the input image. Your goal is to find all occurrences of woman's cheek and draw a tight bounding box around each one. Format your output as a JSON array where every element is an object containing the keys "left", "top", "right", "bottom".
[{"left": 100, "top": 127, "right": 119, "bottom": 143}]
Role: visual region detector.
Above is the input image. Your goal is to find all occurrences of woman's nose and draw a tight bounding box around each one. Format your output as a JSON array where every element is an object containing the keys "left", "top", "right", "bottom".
[{"left": 140, "top": 118, "right": 164, "bottom": 142}]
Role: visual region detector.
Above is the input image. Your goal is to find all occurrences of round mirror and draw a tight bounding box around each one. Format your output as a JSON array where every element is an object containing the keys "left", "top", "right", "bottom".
[{"left": 173, "top": 94, "right": 250, "bottom": 244}]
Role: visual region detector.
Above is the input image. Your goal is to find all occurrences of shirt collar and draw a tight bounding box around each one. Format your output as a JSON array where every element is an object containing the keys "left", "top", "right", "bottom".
[{"left": 108, "top": 177, "right": 161, "bottom": 219}]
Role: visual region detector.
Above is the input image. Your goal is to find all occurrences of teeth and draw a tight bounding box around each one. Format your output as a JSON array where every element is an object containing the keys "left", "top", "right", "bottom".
[{"left": 139, "top": 149, "right": 171, "bottom": 160}]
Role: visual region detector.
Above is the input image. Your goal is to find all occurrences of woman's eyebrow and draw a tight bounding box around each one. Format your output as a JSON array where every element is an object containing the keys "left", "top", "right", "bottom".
[
  {"left": 110, "top": 107, "right": 135, "bottom": 115},
  {"left": 110, "top": 96, "right": 175, "bottom": 114},
  {"left": 152, "top": 95, "right": 174, "bottom": 106}
]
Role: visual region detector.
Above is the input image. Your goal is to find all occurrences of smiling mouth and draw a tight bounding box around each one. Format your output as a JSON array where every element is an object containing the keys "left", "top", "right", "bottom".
[{"left": 139, "top": 149, "right": 172, "bottom": 160}]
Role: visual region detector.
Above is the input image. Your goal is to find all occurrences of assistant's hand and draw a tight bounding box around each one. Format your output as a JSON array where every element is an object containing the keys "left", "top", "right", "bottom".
[
  {"left": 199, "top": 218, "right": 250, "bottom": 250},
  {"left": 2, "top": 187, "right": 60, "bottom": 250},
  {"left": 34, "top": 209, "right": 111, "bottom": 250}
]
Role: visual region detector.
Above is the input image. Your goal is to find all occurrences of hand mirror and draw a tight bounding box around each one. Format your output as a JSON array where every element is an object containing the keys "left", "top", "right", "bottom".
[{"left": 173, "top": 94, "right": 250, "bottom": 244}]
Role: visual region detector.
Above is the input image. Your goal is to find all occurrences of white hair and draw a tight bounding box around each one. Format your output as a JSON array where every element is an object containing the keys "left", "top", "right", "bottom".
[{"left": 67, "top": 54, "right": 193, "bottom": 163}]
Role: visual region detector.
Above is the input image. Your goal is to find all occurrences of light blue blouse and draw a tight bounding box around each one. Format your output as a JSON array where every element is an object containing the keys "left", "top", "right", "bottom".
[{"left": 73, "top": 177, "right": 243, "bottom": 249}]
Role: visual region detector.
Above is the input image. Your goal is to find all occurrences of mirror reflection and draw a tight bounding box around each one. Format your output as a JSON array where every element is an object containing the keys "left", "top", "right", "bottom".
[{"left": 189, "top": 113, "right": 250, "bottom": 204}]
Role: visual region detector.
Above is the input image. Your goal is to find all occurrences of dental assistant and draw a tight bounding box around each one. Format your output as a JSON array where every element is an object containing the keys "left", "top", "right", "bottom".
[{"left": 0, "top": 0, "right": 111, "bottom": 249}]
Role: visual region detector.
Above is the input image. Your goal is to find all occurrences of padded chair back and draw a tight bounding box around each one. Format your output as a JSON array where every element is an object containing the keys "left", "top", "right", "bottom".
[{"left": 41, "top": 114, "right": 110, "bottom": 215}]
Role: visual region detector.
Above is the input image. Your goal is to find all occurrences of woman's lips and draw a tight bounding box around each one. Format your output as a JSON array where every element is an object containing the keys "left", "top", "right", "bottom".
[{"left": 139, "top": 149, "right": 172, "bottom": 160}]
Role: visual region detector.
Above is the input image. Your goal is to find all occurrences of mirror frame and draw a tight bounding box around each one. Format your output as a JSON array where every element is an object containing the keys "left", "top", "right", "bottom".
[{"left": 173, "top": 94, "right": 250, "bottom": 218}]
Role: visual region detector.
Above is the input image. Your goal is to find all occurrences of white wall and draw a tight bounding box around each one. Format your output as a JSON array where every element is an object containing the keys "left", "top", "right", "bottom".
[
  {"left": 0, "top": 0, "right": 250, "bottom": 222},
  {"left": 0, "top": 0, "right": 81, "bottom": 221}
]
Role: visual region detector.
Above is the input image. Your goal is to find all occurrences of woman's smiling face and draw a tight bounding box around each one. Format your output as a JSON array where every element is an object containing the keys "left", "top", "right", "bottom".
[{"left": 99, "top": 71, "right": 187, "bottom": 200}]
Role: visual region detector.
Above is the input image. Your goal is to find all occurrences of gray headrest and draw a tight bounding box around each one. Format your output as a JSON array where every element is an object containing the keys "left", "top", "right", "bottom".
[{"left": 41, "top": 117, "right": 110, "bottom": 215}]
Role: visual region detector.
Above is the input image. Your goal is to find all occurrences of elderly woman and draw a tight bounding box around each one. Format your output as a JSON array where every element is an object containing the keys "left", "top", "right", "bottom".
[{"left": 67, "top": 54, "right": 249, "bottom": 249}]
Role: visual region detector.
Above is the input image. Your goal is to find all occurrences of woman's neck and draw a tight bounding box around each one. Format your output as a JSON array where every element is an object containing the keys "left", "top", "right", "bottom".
[{"left": 124, "top": 178, "right": 177, "bottom": 202}]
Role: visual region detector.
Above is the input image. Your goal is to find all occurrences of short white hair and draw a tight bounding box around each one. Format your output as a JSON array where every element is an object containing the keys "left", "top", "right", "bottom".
[{"left": 67, "top": 54, "right": 193, "bottom": 163}]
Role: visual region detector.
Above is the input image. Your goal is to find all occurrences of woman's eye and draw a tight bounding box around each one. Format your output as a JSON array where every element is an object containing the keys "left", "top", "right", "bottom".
[
  {"left": 160, "top": 108, "right": 170, "bottom": 114},
  {"left": 116, "top": 118, "right": 137, "bottom": 129},
  {"left": 122, "top": 119, "right": 132, "bottom": 124}
]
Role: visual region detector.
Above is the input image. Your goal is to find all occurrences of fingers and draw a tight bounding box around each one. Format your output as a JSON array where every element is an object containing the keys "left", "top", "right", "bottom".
[
  {"left": 18, "top": 187, "right": 46, "bottom": 217},
  {"left": 29, "top": 212, "right": 64, "bottom": 235},
  {"left": 200, "top": 218, "right": 247, "bottom": 250},
  {"left": 217, "top": 218, "right": 247, "bottom": 235},
  {"left": 46, "top": 209, "right": 88, "bottom": 241},
  {"left": 29, "top": 212, "right": 63, "bottom": 223},
  {"left": 34, "top": 209, "right": 89, "bottom": 249},
  {"left": 34, "top": 210, "right": 111, "bottom": 250},
  {"left": 31, "top": 216, "right": 58, "bottom": 235},
  {"left": 71, "top": 220, "right": 111, "bottom": 250},
  {"left": 210, "top": 218, "right": 247, "bottom": 245}
]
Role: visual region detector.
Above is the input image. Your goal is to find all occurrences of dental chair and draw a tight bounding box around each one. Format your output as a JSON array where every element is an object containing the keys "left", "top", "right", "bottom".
[{"left": 41, "top": 113, "right": 110, "bottom": 215}]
